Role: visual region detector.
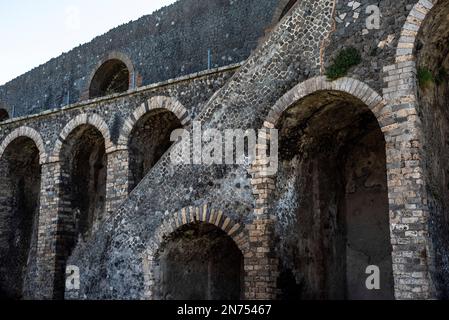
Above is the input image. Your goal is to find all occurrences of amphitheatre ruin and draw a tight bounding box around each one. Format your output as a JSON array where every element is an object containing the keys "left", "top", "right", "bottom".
[{"left": 0, "top": 0, "right": 448, "bottom": 300}]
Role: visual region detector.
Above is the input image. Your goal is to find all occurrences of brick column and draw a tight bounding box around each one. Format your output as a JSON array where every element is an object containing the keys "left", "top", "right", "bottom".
[
  {"left": 105, "top": 148, "right": 129, "bottom": 216},
  {"left": 246, "top": 132, "right": 279, "bottom": 300},
  {"left": 383, "top": 61, "right": 436, "bottom": 299},
  {"left": 244, "top": 219, "right": 278, "bottom": 300},
  {"left": 34, "top": 161, "right": 64, "bottom": 299}
]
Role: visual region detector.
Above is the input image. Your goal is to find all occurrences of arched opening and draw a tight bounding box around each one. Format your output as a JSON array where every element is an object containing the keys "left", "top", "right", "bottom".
[
  {"left": 273, "top": 91, "right": 394, "bottom": 300},
  {"left": 0, "top": 109, "right": 9, "bottom": 122},
  {"left": 128, "top": 109, "right": 182, "bottom": 191},
  {"left": 89, "top": 59, "right": 130, "bottom": 99},
  {"left": 153, "top": 222, "right": 244, "bottom": 300},
  {"left": 55, "top": 124, "right": 106, "bottom": 297},
  {"left": 415, "top": 1, "right": 449, "bottom": 298},
  {"left": 0, "top": 137, "right": 41, "bottom": 299}
]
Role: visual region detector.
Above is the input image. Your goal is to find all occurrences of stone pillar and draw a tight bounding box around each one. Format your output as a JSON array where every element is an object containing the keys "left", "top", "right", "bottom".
[
  {"left": 35, "top": 161, "right": 64, "bottom": 300},
  {"left": 246, "top": 137, "right": 279, "bottom": 300},
  {"left": 383, "top": 61, "right": 436, "bottom": 299},
  {"left": 105, "top": 148, "right": 129, "bottom": 216},
  {"left": 244, "top": 219, "right": 278, "bottom": 300}
]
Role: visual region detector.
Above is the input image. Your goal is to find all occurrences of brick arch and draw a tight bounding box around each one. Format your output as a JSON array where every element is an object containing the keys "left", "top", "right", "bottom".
[
  {"left": 395, "top": 0, "right": 436, "bottom": 63},
  {"left": 118, "top": 96, "right": 191, "bottom": 147},
  {"left": 82, "top": 51, "right": 137, "bottom": 100},
  {"left": 264, "top": 76, "right": 388, "bottom": 130},
  {"left": 252, "top": 76, "right": 391, "bottom": 218},
  {"left": 141, "top": 204, "right": 249, "bottom": 300},
  {"left": 0, "top": 126, "right": 47, "bottom": 164},
  {"left": 50, "top": 113, "right": 114, "bottom": 162}
]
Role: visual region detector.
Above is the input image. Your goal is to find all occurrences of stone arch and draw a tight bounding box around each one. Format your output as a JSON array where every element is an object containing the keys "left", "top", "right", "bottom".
[
  {"left": 395, "top": 0, "right": 436, "bottom": 63},
  {"left": 51, "top": 115, "right": 110, "bottom": 298},
  {"left": 264, "top": 76, "right": 387, "bottom": 130},
  {"left": 120, "top": 97, "right": 190, "bottom": 191},
  {"left": 253, "top": 76, "right": 389, "bottom": 213},
  {"left": 86, "top": 51, "right": 137, "bottom": 99},
  {"left": 255, "top": 76, "right": 395, "bottom": 300},
  {"left": 0, "top": 126, "right": 47, "bottom": 164},
  {"left": 0, "top": 134, "right": 42, "bottom": 299},
  {"left": 51, "top": 113, "right": 113, "bottom": 162},
  {"left": 142, "top": 205, "right": 248, "bottom": 300},
  {"left": 118, "top": 96, "right": 191, "bottom": 147}
]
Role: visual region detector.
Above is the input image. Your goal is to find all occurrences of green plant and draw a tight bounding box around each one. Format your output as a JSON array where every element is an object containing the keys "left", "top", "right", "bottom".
[
  {"left": 417, "top": 67, "right": 434, "bottom": 89},
  {"left": 325, "top": 47, "right": 362, "bottom": 80}
]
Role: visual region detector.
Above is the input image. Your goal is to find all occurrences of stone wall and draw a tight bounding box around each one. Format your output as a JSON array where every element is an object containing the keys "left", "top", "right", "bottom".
[
  {"left": 0, "top": 65, "right": 238, "bottom": 299},
  {"left": 64, "top": 0, "right": 337, "bottom": 300},
  {"left": 0, "top": 0, "right": 448, "bottom": 301},
  {"left": 0, "top": 0, "right": 279, "bottom": 117},
  {"left": 412, "top": 0, "right": 449, "bottom": 299}
]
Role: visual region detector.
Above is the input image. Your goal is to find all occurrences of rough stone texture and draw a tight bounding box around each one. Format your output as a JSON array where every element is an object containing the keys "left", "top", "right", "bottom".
[
  {"left": 324, "top": 0, "right": 418, "bottom": 91},
  {"left": 0, "top": 0, "right": 448, "bottom": 301},
  {"left": 413, "top": 0, "right": 449, "bottom": 299}
]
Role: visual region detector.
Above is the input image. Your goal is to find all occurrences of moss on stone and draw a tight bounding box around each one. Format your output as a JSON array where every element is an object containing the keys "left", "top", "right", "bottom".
[
  {"left": 418, "top": 67, "right": 434, "bottom": 89},
  {"left": 325, "top": 47, "right": 362, "bottom": 80}
]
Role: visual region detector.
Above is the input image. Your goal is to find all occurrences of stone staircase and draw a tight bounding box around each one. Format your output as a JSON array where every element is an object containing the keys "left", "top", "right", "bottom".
[{"left": 65, "top": 0, "right": 336, "bottom": 300}]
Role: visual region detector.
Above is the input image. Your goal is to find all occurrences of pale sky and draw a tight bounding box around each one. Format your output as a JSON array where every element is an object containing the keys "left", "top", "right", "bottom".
[{"left": 0, "top": 0, "right": 178, "bottom": 85}]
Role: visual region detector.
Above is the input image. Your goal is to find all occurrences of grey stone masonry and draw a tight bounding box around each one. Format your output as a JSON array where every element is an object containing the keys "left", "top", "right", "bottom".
[{"left": 1, "top": 0, "right": 448, "bottom": 300}]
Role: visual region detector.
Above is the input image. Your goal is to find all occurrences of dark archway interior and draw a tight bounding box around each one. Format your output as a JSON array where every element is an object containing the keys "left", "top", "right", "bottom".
[
  {"left": 89, "top": 59, "right": 130, "bottom": 99},
  {"left": 273, "top": 91, "right": 394, "bottom": 300},
  {"left": 0, "top": 137, "right": 41, "bottom": 299},
  {"left": 61, "top": 124, "right": 106, "bottom": 245},
  {"left": 156, "top": 223, "right": 243, "bottom": 300},
  {"left": 55, "top": 125, "right": 106, "bottom": 297},
  {"left": 279, "top": 0, "right": 298, "bottom": 21},
  {"left": 128, "top": 109, "right": 182, "bottom": 191},
  {"left": 0, "top": 109, "right": 9, "bottom": 122},
  {"left": 415, "top": 2, "right": 449, "bottom": 299}
]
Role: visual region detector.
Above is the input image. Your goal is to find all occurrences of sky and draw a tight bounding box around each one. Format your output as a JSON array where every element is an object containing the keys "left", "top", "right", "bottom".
[{"left": 0, "top": 0, "right": 178, "bottom": 85}]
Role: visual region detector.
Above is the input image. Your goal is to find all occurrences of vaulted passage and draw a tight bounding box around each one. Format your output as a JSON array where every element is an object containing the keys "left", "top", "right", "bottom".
[
  {"left": 273, "top": 91, "right": 394, "bottom": 300},
  {"left": 55, "top": 124, "right": 106, "bottom": 295},
  {"left": 0, "top": 109, "right": 8, "bottom": 122},
  {"left": 89, "top": 59, "right": 130, "bottom": 99},
  {"left": 415, "top": 1, "right": 449, "bottom": 298},
  {"left": 0, "top": 137, "right": 41, "bottom": 299},
  {"left": 61, "top": 124, "right": 107, "bottom": 243},
  {"left": 128, "top": 109, "right": 182, "bottom": 191},
  {"left": 155, "top": 223, "right": 243, "bottom": 300}
]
